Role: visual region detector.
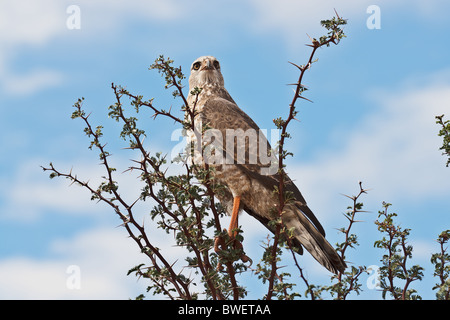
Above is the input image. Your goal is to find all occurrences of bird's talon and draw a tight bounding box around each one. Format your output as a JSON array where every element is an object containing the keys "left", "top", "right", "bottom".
[
  {"left": 216, "top": 262, "right": 224, "bottom": 272},
  {"left": 214, "top": 236, "right": 221, "bottom": 253}
]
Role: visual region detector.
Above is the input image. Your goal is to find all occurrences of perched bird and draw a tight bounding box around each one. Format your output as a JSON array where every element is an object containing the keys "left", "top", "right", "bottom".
[{"left": 185, "top": 56, "right": 346, "bottom": 274}]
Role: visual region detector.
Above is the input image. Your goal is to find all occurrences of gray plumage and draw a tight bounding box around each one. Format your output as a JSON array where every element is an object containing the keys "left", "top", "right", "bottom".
[{"left": 186, "top": 56, "right": 346, "bottom": 274}]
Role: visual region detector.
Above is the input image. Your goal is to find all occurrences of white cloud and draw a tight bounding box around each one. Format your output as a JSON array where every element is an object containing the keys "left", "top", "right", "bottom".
[
  {"left": 287, "top": 74, "right": 450, "bottom": 223},
  {"left": 0, "top": 0, "right": 182, "bottom": 46},
  {"left": 0, "top": 227, "right": 148, "bottom": 299},
  {"left": 246, "top": 0, "right": 450, "bottom": 50},
  {"left": 0, "top": 0, "right": 66, "bottom": 95},
  {"left": 246, "top": 0, "right": 371, "bottom": 50},
  {"left": 2, "top": 0, "right": 449, "bottom": 96},
  {"left": 0, "top": 217, "right": 222, "bottom": 299},
  {"left": 0, "top": 156, "right": 146, "bottom": 222},
  {"left": 0, "top": 159, "right": 101, "bottom": 221},
  {"left": 1, "top": 69, "right": 64, "bottom": 95},
  {"left": 0, "top": 0, "right": 65, "bottom": 46},
  {"left": 78, "top": 0, "right": 183, "bottom": 27},
  {"left": 410, "top": 239, "right": 438, "bottom": 262},
  {"left": 0, "top": 0, "right": 184, "bottom": 96}
]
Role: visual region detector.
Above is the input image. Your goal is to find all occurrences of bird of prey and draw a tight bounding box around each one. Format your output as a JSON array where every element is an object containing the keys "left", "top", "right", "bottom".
[{"left": 185, "top": 56, "right": 346, "bottom": 274}]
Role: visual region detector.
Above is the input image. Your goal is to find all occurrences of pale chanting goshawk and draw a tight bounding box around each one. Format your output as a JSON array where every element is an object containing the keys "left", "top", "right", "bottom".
[{"left": 185, "top": 56, "right": 346, "bottom": 274}]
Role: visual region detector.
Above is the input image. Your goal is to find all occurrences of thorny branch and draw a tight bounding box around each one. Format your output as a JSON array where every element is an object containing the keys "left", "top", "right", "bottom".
[
  {"left": 266, "top": 11, "right": 347, "bottom": 300},
  {"left": 332, "top": 182, "right": 368, "bottom": 300},
  {"left": 42, "top": 55, "right": 250, "bottom": 300},
  {"left": 41, "top": 12, "right": 449, "bottom": 300},
  {"left": 374, "top": 202, "right": 424, "bottom": 300},
  {"left": 41, "top": 98, "right": 193, "bottom": 299}
]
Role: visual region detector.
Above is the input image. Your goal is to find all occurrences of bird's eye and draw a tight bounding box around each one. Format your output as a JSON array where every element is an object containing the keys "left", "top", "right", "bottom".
[
  {"left": 213, "top": 60, "right": 220, "bottom": 69},
  {"left": 193, "top": 62, "right": 201, "bottom": 70}
]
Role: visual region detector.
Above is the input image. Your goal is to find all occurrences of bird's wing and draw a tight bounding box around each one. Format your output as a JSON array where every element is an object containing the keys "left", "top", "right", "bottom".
[
  {"left": 201, "top": 97, "right": 326, "bottom": 236},
  {"left": 201, "top": 96, "right": 347, "bottom": 274}
]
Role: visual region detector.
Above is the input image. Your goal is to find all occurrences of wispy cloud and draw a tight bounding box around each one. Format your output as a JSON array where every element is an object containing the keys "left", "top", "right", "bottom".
[
  {"left": 0, "top": 0, "right": 185, "bottom": 96},
  {"left": 0, "top": 156, "right": 144, "bottom": 222},
  {"left": 0, "top": 69, "right": 64, "bottom": 95},
  {"left": 0, "top": 1, "right": 66, "bottom": 96},
  {"left": 246, "top": 0, "right": 449, "bottom": 50},
  {"left": 0, "top": 227, "right": 147, "bottom": 299},
  {"left": 287, "top": 72, "right": 450, "bottom": 222}
]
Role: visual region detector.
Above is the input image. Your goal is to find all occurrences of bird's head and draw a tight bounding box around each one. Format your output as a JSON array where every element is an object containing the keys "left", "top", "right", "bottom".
[{"left": 189, "top": 56, "right": 224, "bottom": 90}]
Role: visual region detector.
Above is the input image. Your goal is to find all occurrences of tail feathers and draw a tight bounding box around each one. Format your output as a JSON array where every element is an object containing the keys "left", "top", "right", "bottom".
[{"left": 282, "top": 205, "right": 346, "bottom": 274}]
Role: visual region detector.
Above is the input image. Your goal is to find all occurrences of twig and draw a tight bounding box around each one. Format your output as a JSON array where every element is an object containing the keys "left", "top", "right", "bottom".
[{"left": 266, "top": 12, "right": 347, "bottom": 300}]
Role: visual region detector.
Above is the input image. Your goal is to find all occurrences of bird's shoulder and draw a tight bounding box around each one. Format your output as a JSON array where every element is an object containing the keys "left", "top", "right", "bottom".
[{"left": 201, "top": 96, "right": 260, "bottom": 133}]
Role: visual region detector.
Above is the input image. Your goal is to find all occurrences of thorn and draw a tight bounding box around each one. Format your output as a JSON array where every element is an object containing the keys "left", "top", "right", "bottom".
[
  {"left": 287, "top": 83, "right": 309, "bottom": 88},
  {"left": 128, "top": 197, "right": 140, "bottom": 210},
  {"left": 170, "top": 259, "right": 179, "bottom": 269},
  {"left": 297, "top": 95, "right": 313, "bottom": 103},
  {"left": 116, "top": 221, "right": 131, "bottom": 229},
  {"left": 122, "top": 145, "right": 137, "bottom": 150},
  {"left": 340, "top": 193, "right": 355, "bottom": 200},
  {"left": 116, "top": 215, "right": 130, "bottom": 227},
  {"left": 288, "top": 61, "right": 303, "bottom": 71},
  {"left": 122, "top": 167, "right": 133, "bottom": 174},
  {"left": 334, "top": 8, "right": 341, "bottom": 19},
  {"left": 343, "top": 214, "right": 352, "bottom": 222}
]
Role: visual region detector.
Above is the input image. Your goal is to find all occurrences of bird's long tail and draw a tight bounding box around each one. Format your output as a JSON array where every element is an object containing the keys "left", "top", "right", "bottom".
[{"left": 282, "top": 204, "right": 346, "bottom": 274}]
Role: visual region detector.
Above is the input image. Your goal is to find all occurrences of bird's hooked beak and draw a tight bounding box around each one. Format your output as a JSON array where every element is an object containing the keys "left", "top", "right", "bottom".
[{"left": 200, "top": 59, "right": 213, "bottom": 71}]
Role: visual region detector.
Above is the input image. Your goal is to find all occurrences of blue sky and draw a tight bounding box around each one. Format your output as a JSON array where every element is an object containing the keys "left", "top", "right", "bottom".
[{"left": 1, "top": 0, "right": 449, "bottom": 299}]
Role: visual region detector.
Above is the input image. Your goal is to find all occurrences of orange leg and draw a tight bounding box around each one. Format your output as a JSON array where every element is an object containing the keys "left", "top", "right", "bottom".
[
  {"left": 214, "top": 195, "right": 250, "bottom": 265},
  {"left": 228, "top": 196, "right": 241, "bottom": 238}
]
